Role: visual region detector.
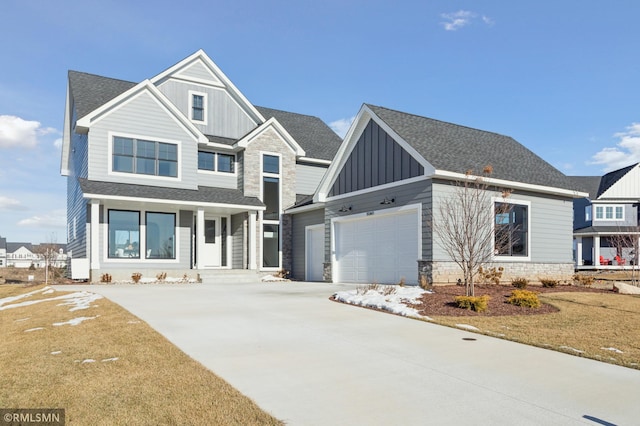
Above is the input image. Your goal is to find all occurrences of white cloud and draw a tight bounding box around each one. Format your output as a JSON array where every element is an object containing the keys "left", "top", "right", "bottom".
[
  {"left": 17, "top": 209, "right": 66, "bottom": 229},
  {"left": 0, "top": 196, "right": 27, "bottom": 211},
  {"left": 53, "top": 138, "right": 62, "bottom": 149},
  {"left": 0, "top": 115, "right": 60, "bottom": 149},
  {"left": 590, "top": 123, "right": 640, "bottom": 171},
  {"left": 440, "top": 10, "right": 494, "bottom": 31},
  {"left": 329, "top": 116, "right": 355, "bottom": 138}
]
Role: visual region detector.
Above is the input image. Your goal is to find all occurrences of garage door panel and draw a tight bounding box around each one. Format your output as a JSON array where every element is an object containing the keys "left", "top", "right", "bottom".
[{"left": 335, "top": 209, "right": 419, "bottom": 284}]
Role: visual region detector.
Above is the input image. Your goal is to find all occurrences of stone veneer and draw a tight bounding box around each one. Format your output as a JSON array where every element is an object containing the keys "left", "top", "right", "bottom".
[
  {"left": 242, "top": 126, "right": 297, "bottom": 270},
  {"left": 418, "top": 260, "right": 575, "bottom": 285}
]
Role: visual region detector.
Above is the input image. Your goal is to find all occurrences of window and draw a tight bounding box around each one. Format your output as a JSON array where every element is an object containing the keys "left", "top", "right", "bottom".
[
  {"left": 112, "top": 136, "right": 177, "bottom": 177},
  {"left": 192, "top": 94, "right": 204, "bottom": 121},
  {"left": 108, "top": 210, "right": 140, "bottom": 258},
  {"left": 198, "top": 151, "right": 235, "bottom": 173},
  {"left": 594, "top": 204, "right": 624, "bottom": 221},
  {"left": 495, "top": 202, "right": 528, "bottom": 257},
  {"left": 146, "top": 212, "right": 175, "bottom": 259},
  {"left": 585, "top": 205, "right": 592, "bottom": 221},
  {"left": 262, "top": 153, "right": 281, "bottom": 268}
]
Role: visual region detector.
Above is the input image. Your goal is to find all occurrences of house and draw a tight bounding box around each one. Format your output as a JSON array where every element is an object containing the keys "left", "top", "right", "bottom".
[
  {"left": 0, "top": 239, "right": 67, "bottom": 268},
  {"left": 0, "top": 237, "right": 6, "bottom": 268},
  {"left": 287, "top": 104, "right": 588, "bottom": 284},
  {"left": 60, "top": 50, "right": 341, "bottom": 281},
  {"left": 571, "top": 163, "right": 640, "bottom": 268}
]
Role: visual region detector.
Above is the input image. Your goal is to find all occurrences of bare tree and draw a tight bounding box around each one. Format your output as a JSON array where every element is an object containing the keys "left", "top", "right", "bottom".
[
  {"left": 431, "top": 167, "right": 513, "bottom": 296},
  {"left": 33, "top": 233, "right": 60, "bottom": 286},
  {"left": 608, "top": 228, "right": 640, "bottom": 286}
]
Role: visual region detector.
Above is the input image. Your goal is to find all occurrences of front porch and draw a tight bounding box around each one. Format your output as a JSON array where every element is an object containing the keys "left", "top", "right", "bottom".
[{"left": 574, "top": 232, "right": 639, "bottom": 270}]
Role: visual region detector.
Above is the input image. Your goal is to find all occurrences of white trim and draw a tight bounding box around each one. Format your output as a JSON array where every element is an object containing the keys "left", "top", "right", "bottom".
[
  {"left": 330, "top": 203, "right": 422, "bottom": 283},
  {"left": 491, "top": 197, "right": 532, "bottom": 262},
  {"left": 188, "top": 90, "right": 208, "bottom": 125},
  {"left": 83, "top": 193, "right": 265, "bottom": 211},
  {"left": 235, "top": 118, "right": 306, "bottom": 157},
  {"left": 298, "top": 157, "right": 331, "bottom": 166},
  {"left": 435, "top": 170, "right": 588, "bottom": 198},
  {"left": 260, "top": 151, "right": 283, "bottom": 270},
  {"left": 305, "top": 224, "right": 324, "bottom": 281},
  {"left": 594, "top": 204, "right": 625, "bottom": 221},
  {"left": 150, "top": 50, "right": 266, "bottom": 124},
  {"left": 326, "top": 175, "right": 428, "bottom": 202},
  {"left": 285, "top": 202, "right": 325, "bottom": 214},
  {"left": 107, "top": 131, "right": 182, "bottom": 181}
]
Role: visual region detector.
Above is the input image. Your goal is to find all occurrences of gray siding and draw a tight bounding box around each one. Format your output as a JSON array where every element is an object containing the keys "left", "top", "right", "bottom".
[
  {"left": 296, "top": 163, "right": 328, "bottom": 195},
  {"left": 291, "top": 209, "right": 325, "bottom": 280},
  {"left": 325, "top": 179, "right": 433, "bottom": 263},
  {"left": 592, "top": 203, "right": 638, "bottom": 227},
  {"left": 573, "top": 198, "right": 591, "bottom": 230},
  {"left": 157, "top": 80, "right": 258, "bottom": 139},
  {"left": 67, "top": 119, "right": 89, "bottom": 259},
  {"left": 431, "top": 182, "right": 575, "bottom": 264},
  {"left": 179, "top": 210, "right": 193, "bottom": 267},
  {"left": 178, "top": 61, "right": 222, "bottom": 84},
  {"left": 196, "top": 170, "right": 238, "bottom": 189},
  {"left": 231, "top": 213, "right": 246, "bottom": 269},
  {"left": 88, "top": 91, "right": 199, "bottom": 190},
  {"left": 330, "top": 120, "right": 424, "bottom": 196}
]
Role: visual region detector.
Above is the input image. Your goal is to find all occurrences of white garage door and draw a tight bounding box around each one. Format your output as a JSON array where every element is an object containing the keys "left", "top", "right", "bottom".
[{"left": 334, "top": 209, "right": 419, "bottom": 284}]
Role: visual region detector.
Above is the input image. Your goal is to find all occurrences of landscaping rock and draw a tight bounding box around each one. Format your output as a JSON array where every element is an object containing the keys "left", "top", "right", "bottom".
[{"left": 613, "top": 282, "right": 640, "bottom": 295}]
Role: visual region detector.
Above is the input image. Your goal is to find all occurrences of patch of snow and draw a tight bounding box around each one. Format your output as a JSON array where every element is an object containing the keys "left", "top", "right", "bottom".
[
  {"left": 15, "top": 318, "right": 30, "bottom": 322},
  {"left": 52, "top": 315, "right": 99, "bottom": 326},
  {"left": 0, "top": 291, "right": 103, "bottom": 312},
  {"left": 333, "top": 286, "right": 429, "bottom": 318},
  {"left": 456, "top": 324, "right": 479, "bottom": 331},
  {"left": 51, "top": 351, "right": 62, "bottom": 355},
  {"left": 102, "top": 357, "right": 119, "bottom": 362},
  {"left": 262, "top": 275, "right": 288, "bottom": 282},
  {"left": 81, "top": 359, "right": 95, "bottom": 364},
  {"left": 24, "top": 327, "right": 44, "bottom": 332},
  {"left": 601, "top": 347, "right": 624, "bottom": 354},
  {"left": 0, "top": 286, "right": 52, "bottom": 307},
  {"left": 560, "top": 345, "right": 584, "bottom": 354},
  {"left": 42, "top": 289, "right": 55, "bottom": 295},
  {"left": 139, "top": 277, "right": 156, "bottom": 283}
]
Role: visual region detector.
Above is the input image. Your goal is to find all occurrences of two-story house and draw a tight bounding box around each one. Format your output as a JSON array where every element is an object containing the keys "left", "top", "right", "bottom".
[
  {"left": 571, "top": 163, "right": 640, "bottom": 268},
  {"left": 60, "top": 50, "right": 341, "bottom": 281}
]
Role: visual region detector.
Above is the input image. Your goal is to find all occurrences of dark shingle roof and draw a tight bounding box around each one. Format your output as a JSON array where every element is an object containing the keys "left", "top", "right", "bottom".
[
  {"left": 256, "top": 106, "right": 342, "bottom": 161},
  {"left": 78, "top": 178, "right": 264, "bottom": 207},
  {"left": 567, "top": 176, "right": 602, "bottom": 199},
  {"left": 366, "top": 104, "right": 573, "bottom": 190},
  {"left": 7, "top": 243, "right": 33, "bottom": 253},
  {"left": 574, "top": 225, "right": 640, "bottom": 235},
  {"left": 68, "top": 71, "right": 136, "bottom": 119},
  {"left": 205, "top": 134, "right": 237, "bottom": 146}
]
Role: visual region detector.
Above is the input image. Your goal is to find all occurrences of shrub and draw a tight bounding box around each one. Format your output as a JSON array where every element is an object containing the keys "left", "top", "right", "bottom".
[
  {"left": 419, "top": 275, "right": 430, "bottom": 290},
  {"left": 100, "top": 273, "right": 112, "bottom": 283},
  {"left": 508, "top": 289, "right": 541, "bottom": 308},
  {"left": 573, "top": 274, "right": 594, "bottom": 287},
  {"left": 156, "top": 272, "right": 167, "bottom": 281},
  {"left": 478, "top": 266, "right": 504, "bottom": 285},
  {"left": 454, "top": 295, "right": 490, "bottom": 312},
  {"left": 511, "top": 277, "right": 528, "bottom": 289},
  {"left": 131, "top": 272, "right": 142, "bottom": 283},
  {"left": 540, "top": 278, "right": 558, "bottom": 288}
]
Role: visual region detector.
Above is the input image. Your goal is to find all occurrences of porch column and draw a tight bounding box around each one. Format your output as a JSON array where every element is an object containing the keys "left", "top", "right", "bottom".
[
  {"left": 248, "top": 211, "right": 257, "bottom": 270},
  {"left": 576, "top": 237, "right": 583, "bottom": 266},
  {"left": 594, "top": 235, "right": 601, "bottom": 265},
  {"left": 90, "top": 200, "right": 100, "bottom": 270},
  {"left": 196, "top": 208, "right": 205, "bottom": 270}
]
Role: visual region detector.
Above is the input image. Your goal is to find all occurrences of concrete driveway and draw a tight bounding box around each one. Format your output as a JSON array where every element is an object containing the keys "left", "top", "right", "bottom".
[{"left": 57, "top": 281, "right": 640, "bottom": 425}]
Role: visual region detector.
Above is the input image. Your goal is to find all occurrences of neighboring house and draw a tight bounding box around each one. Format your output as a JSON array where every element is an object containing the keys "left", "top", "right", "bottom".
[
  {"left": 60, "top": 50, "right": 341, "bottom": 281},
  {"left": 570, "top": 163, "right": 640, "bottom": 268},
  {"left": 287, "top": 104, "right": 587, "bottom": 284},
  {"left": 0, "top": 240, "right": 68, "bottom": 269}
]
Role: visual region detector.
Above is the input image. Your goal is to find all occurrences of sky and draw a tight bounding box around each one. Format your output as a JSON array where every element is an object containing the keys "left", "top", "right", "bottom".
[{"left": 2, "top": 0, "right": 640, "bottom": 244}]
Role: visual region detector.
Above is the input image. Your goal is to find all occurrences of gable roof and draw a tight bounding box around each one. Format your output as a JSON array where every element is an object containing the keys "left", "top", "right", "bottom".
[
  {"left": 256, "top": 106, "right": 342, "bottom": 161},
  {"left": 597, "top": 163, "right": 638, "bottom": 198},
  {"left": 366, "top": 104, "right": 572, "bottom": 190},
  {"left": 567, "top": 176, "right": 602, "bottom": 199},
  {"left": 7, "top": 243, "right": 33, "bottom": 253},
  {"left": 68, "top": 71, "right": 136, "bottom": 120}
]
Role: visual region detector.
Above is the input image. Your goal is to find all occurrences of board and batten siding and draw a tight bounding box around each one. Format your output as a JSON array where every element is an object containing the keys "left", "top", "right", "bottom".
[
  {"left": 291, "top": 209, "right": 325, "bottom": 280},
  {"left": 156, "top": 80, "right": 258, "bottom": 139},
  {"left": 296, "top": 163, "right": 328, "bottom": 195},
  {"left": 88, "top": 91, "right": 199, "bottom": 190},
  {"left": 430, "top": 182, "right": 575, "bottom": 264},
  {"left": 325, "top": 178, "right": 433, "bottom": 264}
]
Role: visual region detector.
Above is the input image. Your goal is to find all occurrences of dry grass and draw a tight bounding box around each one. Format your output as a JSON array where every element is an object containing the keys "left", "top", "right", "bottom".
[
  {"left": 430, "top": 291, "right": 640, "bottom": 369},
  {"left": 0, "top": 284, "right": 282, "bottom": 425}
]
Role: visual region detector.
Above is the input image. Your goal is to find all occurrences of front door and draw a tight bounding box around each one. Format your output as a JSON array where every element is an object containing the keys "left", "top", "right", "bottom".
[{"left": 202, "top": 216, "right": 221, "bottom": 268}]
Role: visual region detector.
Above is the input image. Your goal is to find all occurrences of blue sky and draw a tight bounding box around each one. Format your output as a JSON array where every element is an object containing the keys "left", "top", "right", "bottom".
[{"left": 2, "top": 0, "right": 640, "bottom": 244}]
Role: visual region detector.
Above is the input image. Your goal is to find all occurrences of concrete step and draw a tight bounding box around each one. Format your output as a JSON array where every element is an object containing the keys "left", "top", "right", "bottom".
[{"left": 197, "top": 269, "right": 265, "bottom": 284}]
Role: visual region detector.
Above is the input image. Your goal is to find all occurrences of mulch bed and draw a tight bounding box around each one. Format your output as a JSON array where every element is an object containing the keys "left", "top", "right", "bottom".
[{"left": 411, "top": 284, "right": 613, "bottom": 317}]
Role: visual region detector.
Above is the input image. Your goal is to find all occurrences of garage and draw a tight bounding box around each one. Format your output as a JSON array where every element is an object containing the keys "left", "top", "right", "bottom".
[{"left": 333, "top": 207, "right": 420, "bottom": 284}]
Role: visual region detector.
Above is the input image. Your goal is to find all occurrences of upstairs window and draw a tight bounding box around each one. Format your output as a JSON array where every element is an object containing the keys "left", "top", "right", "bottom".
[
  {"left": 189, "top": 91, "right": 207, "bottom": 124},
  {"left": 112, "top": 136, "right": 178, "bottom": 178},
  {"left": 594, "top": 205, "right": 624, "bottom": 221},
  {"left": 198, "top": 151, "right": 235, "bottom": 173},
  {"left": 585, "top": 205, "right": 592, "bottom": 221}
]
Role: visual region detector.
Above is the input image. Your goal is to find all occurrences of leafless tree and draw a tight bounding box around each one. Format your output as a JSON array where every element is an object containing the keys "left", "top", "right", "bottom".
[
  {"left": 608, "top": 228, "right": 640, "bottom": 286},
  {"left": 431, "top": 167, "right": 514, "bottom": 296},
  {"left": 33, "top": 233, "right": 60, "bottom": 286}
]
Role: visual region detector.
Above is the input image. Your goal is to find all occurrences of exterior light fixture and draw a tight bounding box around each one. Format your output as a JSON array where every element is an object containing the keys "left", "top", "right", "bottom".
[
  {"left": 338, "top": 205, "right": 352, "bottom": 213},
  {"left": 380, "top": 197, "right": 395, "bottom": 205}
]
